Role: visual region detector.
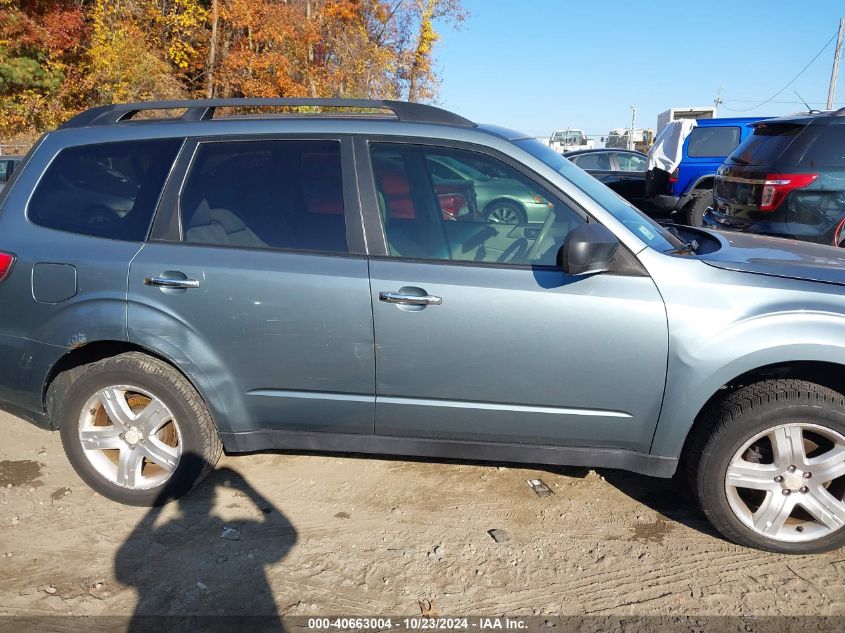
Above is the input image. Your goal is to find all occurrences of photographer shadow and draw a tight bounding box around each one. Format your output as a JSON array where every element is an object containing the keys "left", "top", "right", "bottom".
[{"left": 115, "top": 454, "right": 296, "bottom": 632}]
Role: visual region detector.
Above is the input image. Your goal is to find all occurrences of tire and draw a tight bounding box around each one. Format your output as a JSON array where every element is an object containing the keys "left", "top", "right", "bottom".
[
  {"left": 485, "top": 200, "right": 527, "bottom": 225},
  {"left": 681, "top": 191, "right": 712, "bottom": 227},
  {"left": 687, "top": 379, "right": 845, "bottom": 554},
  {"left": 54, "top": 352, "right": 222, "bottom": 506}
]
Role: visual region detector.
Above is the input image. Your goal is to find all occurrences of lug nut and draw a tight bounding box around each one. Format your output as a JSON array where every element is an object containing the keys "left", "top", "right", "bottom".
[
  {"left": 782, "top": 489, "right": 791, "bottom": 495},
  {"left": 119, "top": 433, "right": 125, "bottom": 440},
  {"left": 800, "top": 486, "right": 809, "bottom": 494},
  {"left": 774, "top": 475, "right": 784, "bottom": 482},
  {"left": 796, "top": 526, "right": 804, "bottom": 533},
  {"left": 787, "top": 465, "right": 797, "bottom": 473},
  {"left": 803, "top": 472, "right": 812, "bottom": 479}
]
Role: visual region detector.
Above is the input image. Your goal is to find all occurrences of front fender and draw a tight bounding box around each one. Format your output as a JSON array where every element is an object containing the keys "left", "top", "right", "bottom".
[
  {"left": 652, "top": 310, "right": 845, "bottom": 457},
  {"left": 639, "top": 249, "right": 845, "bottom": 459}
]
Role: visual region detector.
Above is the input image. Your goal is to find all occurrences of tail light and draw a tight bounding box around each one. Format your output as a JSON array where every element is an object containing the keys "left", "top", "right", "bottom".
[
  {"left": 760, "top": 173, "right": 819, "bottom": 211},
  {"left": 0, "top": 252, "right": 15, "bottom": 283},
  {"left": 668, "top": 168, "right": 679, "bottom": 183},
  {"left": 438, "top": 193, "right": 469, "bottom": 221}
]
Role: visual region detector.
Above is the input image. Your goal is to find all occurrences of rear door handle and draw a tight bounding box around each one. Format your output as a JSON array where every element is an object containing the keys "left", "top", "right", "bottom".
[
  {"left": 144, "top": 276, "right": 200, "bottom": 289},
  {"left": 379, "top": 291, "right": 442, "bottom": 306}
]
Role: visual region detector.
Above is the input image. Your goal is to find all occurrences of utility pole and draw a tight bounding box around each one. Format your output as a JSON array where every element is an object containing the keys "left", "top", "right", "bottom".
[
  {"left": 827, "top": 17, "right": 845, "bottom": 110},
  {"left": 713, "top": 85, "right": 724, "bottom": 113},
  {"left": 628, "top": 104, "right": 636, "bottom": 151}
]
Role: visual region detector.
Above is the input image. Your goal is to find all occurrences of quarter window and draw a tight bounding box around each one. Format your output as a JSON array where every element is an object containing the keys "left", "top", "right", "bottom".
[
  {"left": 28, "top": 139, "right": 181, "bottom": 241},
  {"left": 687, "top": 126, "right": 741, "bottom": 157},
  {"left": 797, "top": 126, "right": 845, "bottom": 167},
  {"left": 370, "top": 144, "right": 584, "bottom": 267},
  {"left": 180, "top": 140, "right": 348, "bottom": 253}
]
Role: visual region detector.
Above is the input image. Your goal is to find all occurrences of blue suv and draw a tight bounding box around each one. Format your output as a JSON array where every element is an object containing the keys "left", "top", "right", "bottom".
[{"left": 646, "top": 117, "right": 765, "bottom": 225}]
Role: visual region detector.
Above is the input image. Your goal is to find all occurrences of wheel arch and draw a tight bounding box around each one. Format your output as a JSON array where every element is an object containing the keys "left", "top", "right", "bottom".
[
  {"left": 42, "top": 340, "right": 224, "bottom": 433},
  {"left": 483, "top": 196, "right": 527, "bottom": 217},
  {"left": 664, "top": 359, "right": 845, "bottom": 463},
  {"left": 688, "top": 175, "right": 715, "bottom": 193}
]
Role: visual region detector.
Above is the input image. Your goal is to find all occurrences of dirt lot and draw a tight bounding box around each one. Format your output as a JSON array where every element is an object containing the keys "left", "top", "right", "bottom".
[{"left": 2, "top": 409, "right": 845, "bottom": 624}]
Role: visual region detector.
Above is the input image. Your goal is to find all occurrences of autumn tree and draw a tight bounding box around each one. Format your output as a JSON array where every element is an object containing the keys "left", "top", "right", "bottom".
[
  {"left": 0, "top": 0, "right": 467, "bottom": 140},
  {"left": 404, "top": 0, "right": 465, "bottom": 102},
  {"left": 0, "top": 0, "right": 87, "bottom": 137}
]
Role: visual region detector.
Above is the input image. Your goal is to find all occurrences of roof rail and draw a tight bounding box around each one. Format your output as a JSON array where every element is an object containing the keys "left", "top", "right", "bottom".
[{"left": 58, "top": 98, "right": 476, "bottom": 129}]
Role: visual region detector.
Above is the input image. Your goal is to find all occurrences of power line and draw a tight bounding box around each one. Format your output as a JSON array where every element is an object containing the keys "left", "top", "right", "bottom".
[
  {"left": 727, "top": 99, "right": 842, "bottom": 104},
  {"left": 721, "top": 30, "right": 839, "bottom": 112}
]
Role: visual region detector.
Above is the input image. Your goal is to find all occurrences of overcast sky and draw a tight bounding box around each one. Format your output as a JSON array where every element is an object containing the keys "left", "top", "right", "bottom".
[{"left": 436, "top": 0, "right": 845, "bottom": 138}]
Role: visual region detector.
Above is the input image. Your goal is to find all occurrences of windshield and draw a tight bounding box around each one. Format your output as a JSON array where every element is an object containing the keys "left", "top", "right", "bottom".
[
  {"left": 552, "top": 131, "right": 585, "bottom": 144},
  {"left": 515, "top": 138, "right": 684, "bottom": 252}
]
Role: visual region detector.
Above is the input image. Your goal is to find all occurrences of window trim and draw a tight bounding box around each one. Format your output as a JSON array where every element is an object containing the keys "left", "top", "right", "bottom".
[
  {"left": 149, "top": 134, "right": 366, "bottom": 255},
  {"left": 355, "top": 135, "right": 594, "bottom": 269},
  {"left": 686, "top": 126, "right": 741, "bottom": 158}
]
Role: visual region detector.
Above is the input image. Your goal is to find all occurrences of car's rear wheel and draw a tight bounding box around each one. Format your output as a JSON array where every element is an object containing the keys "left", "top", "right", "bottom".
[
  {"left": 681, "top": 191, "right": 712, "bottom": 227},
  {"left": 687, "top": 379, "right": 845, "bottom": 553},
  {"left": 55, "top": 352, "right": 222, "bottom": 506}
]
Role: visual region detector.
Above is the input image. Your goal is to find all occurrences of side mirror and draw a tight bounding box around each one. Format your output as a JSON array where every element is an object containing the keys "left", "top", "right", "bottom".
[{"left": 558, "top": 223, "right": 620, "bottom": 275}]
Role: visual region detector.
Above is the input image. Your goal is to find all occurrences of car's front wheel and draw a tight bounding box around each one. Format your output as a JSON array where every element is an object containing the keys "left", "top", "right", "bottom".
[
  {"left": 688, "top": 379, "right": 845, "bottom": 553},
  {"left": 55, "top": 352, "right": 222, "bottom": 506}
]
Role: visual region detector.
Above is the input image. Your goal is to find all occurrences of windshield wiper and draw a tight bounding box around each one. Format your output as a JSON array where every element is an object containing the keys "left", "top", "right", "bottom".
[{"left": 668, "top": 239, "right": 699, "bottom": 255}]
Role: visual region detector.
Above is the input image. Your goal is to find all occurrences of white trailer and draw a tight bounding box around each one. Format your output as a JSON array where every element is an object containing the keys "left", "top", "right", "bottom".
[{"left": 656, "top": 107, "right": 717, "bottom": 135}]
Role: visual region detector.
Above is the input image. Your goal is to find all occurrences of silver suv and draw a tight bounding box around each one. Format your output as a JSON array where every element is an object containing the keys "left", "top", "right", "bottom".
[{"left": 2, "top": 99, "right": 845, "bottom": 554}]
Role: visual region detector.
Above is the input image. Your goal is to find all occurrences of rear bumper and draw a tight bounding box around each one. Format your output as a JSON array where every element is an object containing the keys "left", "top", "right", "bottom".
[
  {"left": 703, "top": 209, "right": 832, "bottom": 244},
  {"left": 0, "top": 332, "right": 66, "bottom": 425}
]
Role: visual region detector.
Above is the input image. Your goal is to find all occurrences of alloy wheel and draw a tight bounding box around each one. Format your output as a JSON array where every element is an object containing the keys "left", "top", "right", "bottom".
[
  {"left": 725, "top": 423, "right": 845, "bottom": 543},
  {"left": 77, "top": 385, "right": 182, "bottom": 490},
  {"left": 487, "top": 204, "right": 522, "bottom": 224}
]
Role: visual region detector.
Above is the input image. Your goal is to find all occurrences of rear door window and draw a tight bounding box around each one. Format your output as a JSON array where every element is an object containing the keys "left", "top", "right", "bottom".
[
  {"left": 570, "top": 153, "right": 612, "bottom": 170},
  {"left": 687, "top": 126, "right": 741, "bottom": 157},
  {"left": 28, "top": 139, "right": 182, "bottom": 241},
  {"left": 613, "top": 152, "right": 647, "bottom": 172},
  {"left": 179, "top": 139, "right": 348, "bottom": 253}
]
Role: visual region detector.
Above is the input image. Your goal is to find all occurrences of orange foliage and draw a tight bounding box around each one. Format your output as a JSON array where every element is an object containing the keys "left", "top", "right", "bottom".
[{"left": 1, "top": 0, "right": 467, "bottom": 138}]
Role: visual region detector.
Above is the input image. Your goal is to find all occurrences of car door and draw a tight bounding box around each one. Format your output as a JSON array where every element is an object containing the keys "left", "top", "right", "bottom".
[
  {"left": 360, "top": 139, "right": 668, "bottom": 452},
  {"left": 128, "top": 136, "right": 375, "bottom": 436},
  {"left": 610, "top": 151, "right": 648, "bottom": 207}
]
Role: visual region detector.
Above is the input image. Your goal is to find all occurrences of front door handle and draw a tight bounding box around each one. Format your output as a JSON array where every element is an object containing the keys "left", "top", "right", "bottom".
[
  {"left": 144, "top": 276, "right": 200, "bottom": 289},
  {"left": 379, "top": 291, "right": 442, "bottom": 306}
]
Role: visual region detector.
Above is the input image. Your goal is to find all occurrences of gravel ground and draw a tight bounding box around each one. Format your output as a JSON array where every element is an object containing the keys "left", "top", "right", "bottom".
[{"left": 2, "top": 409, "right": 845, "bottom": 624}]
